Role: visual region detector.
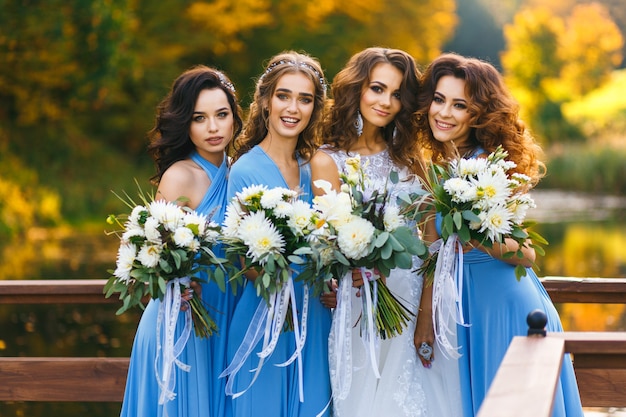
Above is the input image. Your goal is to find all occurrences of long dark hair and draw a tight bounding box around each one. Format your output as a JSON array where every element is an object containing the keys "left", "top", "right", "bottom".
[
  {"left": 323, "top": 47, "right": 423, "bottom": 173},
  {"left": 231, "top": 51, "right": 327, "bottom": 163},
  {"left": 147, "top": 65, "right": 243, "bottom": 183}
]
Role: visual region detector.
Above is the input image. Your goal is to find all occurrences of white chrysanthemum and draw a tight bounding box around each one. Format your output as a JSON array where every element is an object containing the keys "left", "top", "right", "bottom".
[
  {"left": 183, "top": 211, "right": 207, "bottom": 236},
  {"left": 443, "top": 177, "right": 476, "bottom": 203},
  {"left": 113, "top": 243, "right": 136, "bottom": 282},
  {"left": 337, "top": 216, "right": 375, "bottom": 260},
  {"left": 273, "top": 200, "right": 294, "bottom": 219},
  {"left": 144, "top": 216, "right": 162, "bottom": 244},
  {"left": 494, "top": 158, "right": 517, "bottom": 172},
  {"left": 453, "top": 158, "right": 488, "bottom": 178},
  {"left": 509, "top": 193, "right": 536, "bottom": 225},
  {"left": 204, "top": 224, "right": 220, "bottom": 244},
  {"left": 122, "top": 226, "right": 145, "bottom": 241},
  {"left": 260, "top": 187, "right": 288, "bottom": 209},
  {"left": 137, "top": 243, "right": 162, "bottom": 268},
  {"left": 187, "top": 238, "right": 201, "bottom": 252},
  {"left": 128, "top": 205, "right": 147, "bottom": 227},
  {"left": 288, "top": 200, "right": 315, "bottom": 236},
  {"left": 383, "top": 204, "right": 405, "bottom": 231},
  {"left": 173, "top": 226, "right": 195, "bottom": 248},
  {"left": 222, "top": 203, "right": 243, "bottom": 237},
  {"left": 471, "top": 169, "right": 512, "bottom": 210},
  {"left": 239, "top": 212, "right": 285, "bottom": 264},
  {"left": 237, "top": 184, "right": 268, "bottom": 205},
  {"left": 237, "top": 211, "right": 270, "bottom": 242},
  {"left": 149, "top": 200, "right": 184, "bottom": 231},
  {"left": 313, "top": 191, "right": 353, "bottom": 228},
  {"left": 479, "top": 204, "right": 513, "bottom": 242}
]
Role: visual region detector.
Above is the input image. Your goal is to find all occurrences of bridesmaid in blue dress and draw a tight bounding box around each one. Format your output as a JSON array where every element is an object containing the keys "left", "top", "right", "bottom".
[
  {"left": 120, "top": 65, "right": 243, "bottom": 417},
  {"left": 222, "top": 51, "right": 333, "bottom": 417},
  {"left": 413, "top": 53, "right": 584, "bottom": 417}
]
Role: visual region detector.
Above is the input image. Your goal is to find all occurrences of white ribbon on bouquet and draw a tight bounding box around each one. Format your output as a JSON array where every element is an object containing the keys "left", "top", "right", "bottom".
[
  {"left": 329, "top": 268, "right": 381, "bottom": 402},
  {"left": 430, "top": 235, "right": 466, "bottom": 358},
  {"left": 155, "top": 277, "right": 193, "bottom": 405},
  {"left": 221, "top": 274, "right": 308, "bottom": 402}
]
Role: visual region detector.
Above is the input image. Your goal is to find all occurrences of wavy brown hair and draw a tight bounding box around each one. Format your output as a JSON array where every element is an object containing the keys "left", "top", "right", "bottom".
[
  {"left": 147, "top": 65, "right": 243, "bottom": 184},
  {"left": 231, "top": 51, "right": 327, "bottom": 164},
  {"left": 416, "top": 53, "right": 545, "bottom": 185},
  {"left": 323, "top": 47, "right": 423, "bottom": 174}
]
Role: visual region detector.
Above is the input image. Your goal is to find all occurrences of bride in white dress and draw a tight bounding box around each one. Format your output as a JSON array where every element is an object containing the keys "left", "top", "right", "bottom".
[{"left": 311, "top": 47, "right": 461, "bottom": 417}]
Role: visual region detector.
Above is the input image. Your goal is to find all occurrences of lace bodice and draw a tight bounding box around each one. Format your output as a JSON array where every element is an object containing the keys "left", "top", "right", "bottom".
[{"left": 321, "top": 147, "right": 420, "bottom": 202}]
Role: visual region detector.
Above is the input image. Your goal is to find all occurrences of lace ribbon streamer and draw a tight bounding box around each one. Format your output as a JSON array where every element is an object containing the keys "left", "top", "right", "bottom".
[
  {"left": 430, "top": 235, "right": 465, "bottom": 358},
  {"left": 155, "top": 277, "right": 193, "bottom": 405},
  {"left": 329, "top": 268, "right": 381, "bottom": 402},
  {"left": 221, "top": 274, "right": 308, "bottom": 402}
]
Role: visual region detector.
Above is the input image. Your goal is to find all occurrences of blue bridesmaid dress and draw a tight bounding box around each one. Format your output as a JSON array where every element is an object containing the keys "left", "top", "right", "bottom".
[
  {"left": 441, "top": 227, "right": 584, "bottom": 416},
  {"left": 120, "top": 152, "right": 237, "bottom": 417},
  {"left": 224, "top": 145, "right": 332, "bottom": 417}
]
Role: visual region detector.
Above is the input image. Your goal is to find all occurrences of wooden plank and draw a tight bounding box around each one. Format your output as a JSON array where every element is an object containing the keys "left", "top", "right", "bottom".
[
  {"left": 541, "top": 277, "right": 626, "bottom": 304},
  {"left": 552, "top": 332, "right": 626, "bottom": 355},
  {"left": 0, "top": 357, "right": 129, "bottom": 402},
  {"left": 477, "top": 336, "right": 565, "bottom": 417},
  {"left": 575, "top": 369, "right": 626, "bottom": 407},
  {"left": 0, "top": 279, "right": 115, "bottom": 304}
]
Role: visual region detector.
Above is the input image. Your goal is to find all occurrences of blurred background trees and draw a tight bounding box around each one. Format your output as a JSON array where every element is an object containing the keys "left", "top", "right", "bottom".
[{"left": 0, "top": 0, "right": 624, "bottom": 237}]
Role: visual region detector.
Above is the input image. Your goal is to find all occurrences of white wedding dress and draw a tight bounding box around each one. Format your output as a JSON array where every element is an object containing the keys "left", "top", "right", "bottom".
[{"left": 322, "top": 147, "right": 462, "bottom": 417}]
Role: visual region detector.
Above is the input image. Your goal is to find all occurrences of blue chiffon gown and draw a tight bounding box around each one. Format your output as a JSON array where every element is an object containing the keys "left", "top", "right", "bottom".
[
  {"left": 443, "top": 222, "right": 585, "bottom": 416},
  {"left": 120, "top": 152, "right": 238, "bottom": 417},
  {"left": 224, "top": 145, "right": 332, "bottom": 417}
]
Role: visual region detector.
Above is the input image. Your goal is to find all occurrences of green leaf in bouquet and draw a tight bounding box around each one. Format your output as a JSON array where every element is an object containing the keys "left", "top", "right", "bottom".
[
  {"left": 527, "top": 230, "right": 549, "bottom": 246},
  {"left": 374, "top": 231, "right": 390, "bottom": 248},
  {"left": 461, "top": 209, "right": 481, "bottom": 223},
  {"left": 453, "top": 211, "right": 463, "bottom": 230},
  {"left": 380, "top": 240, "right": 394, "bottom": 260},
  {"left": 389, "top": 170, "right": 399, "bottom": 184},
  {"left": 514, "top": 264, "right": 527, "bottom": 281},
  {"left": 393, "top": 251, "right": 413, "bottom": 269},
  {"left": 457, "top": 223, "right": 471, "bottom": 244},
  {"left": 334, "top": 249, "right": 351, "bottom": 266},
  {"left": 530, "top": 243, "right": 546, "bottom": 257},
  {"left": 262, "top": 272, "right": 271, "bottom": 289},
  {"left": 171, "top": 249, "right": 184, "bottom": 270},
  {"left": 287, "top": 254, "right": 305, "bottom": 264},
  {"left": 213, "top": 266, "right": 226, "bottom": 293},
  {"left": 386, "top": 233, "right": 405, "bottom": 252},
  {"left": 158, "top": 276, "right": 167, "bottom": 297},
  {"left": 442, "top": 213, "right": 454, "bottom": 238},
  {"left": 511, "top": 227, "right": 529, "bottom": 239}
]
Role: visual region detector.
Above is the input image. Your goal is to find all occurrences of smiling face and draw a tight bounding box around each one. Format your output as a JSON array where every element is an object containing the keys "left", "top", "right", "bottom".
[
  {"left": 266, "top": 72, "right": 315, "bottom": 141},
  {"left": 359, "top": 62, "right": 403, "bottom": 130},
  {"left": 428, "top": 75, "right": 472, "bottom": 151},
  {"left": 189, "top": 88, "right": 235, "bottom": 165}
]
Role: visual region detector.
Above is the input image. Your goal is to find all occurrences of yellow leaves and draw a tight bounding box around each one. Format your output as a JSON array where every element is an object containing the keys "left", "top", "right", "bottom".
[{"left": 187, "top": 0, "right": 272, "bottom": 37}]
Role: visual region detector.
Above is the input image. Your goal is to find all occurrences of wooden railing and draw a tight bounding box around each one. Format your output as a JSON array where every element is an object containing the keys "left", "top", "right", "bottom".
[
  {"left": 478, "top": 277, "right": 626, "bottom": 417},
  {"left": 1, "top": 277, "right": 626, "bottom": 407}
]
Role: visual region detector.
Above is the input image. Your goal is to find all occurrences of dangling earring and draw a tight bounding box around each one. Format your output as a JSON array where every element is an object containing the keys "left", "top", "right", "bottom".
[
  {"left": 392, "top": 126, "right": 398, "bottom": 140},
  {"left": 354, "top": 110, "right": 363, "bottom": 137}
]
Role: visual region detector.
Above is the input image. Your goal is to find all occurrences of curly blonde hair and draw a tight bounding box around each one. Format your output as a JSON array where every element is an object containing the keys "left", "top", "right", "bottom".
[
  {"left": 416, "top": 53, "right": 545, "bottom": 186},
  {"left": 231, "top": 51, "right": 327, "bottom": 163}
]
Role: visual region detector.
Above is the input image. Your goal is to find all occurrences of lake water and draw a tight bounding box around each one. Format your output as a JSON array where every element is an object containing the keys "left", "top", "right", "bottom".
[{"left": 1, "top": 190, "right": 625, "bottom": 416}]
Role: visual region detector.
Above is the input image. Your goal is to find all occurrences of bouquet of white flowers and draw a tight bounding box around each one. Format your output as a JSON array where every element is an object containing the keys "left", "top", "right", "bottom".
[
  {"left": 305, "top": 155, "right": 426, "bottom": 339},
  {"left": 104, "top": 191, "right": 229, "bottom": 338},
  {"left": 303, "top": 154, "right": 426, "bottom": 401},
  {"left": 219, "top": 184, "right": 319, "bottom": 400},
  {"left": 104, "top": 187, "right": 233, "bottom": 404},
  {"left": 399, "top": 145, "right": 547, "bottom": 356}
]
